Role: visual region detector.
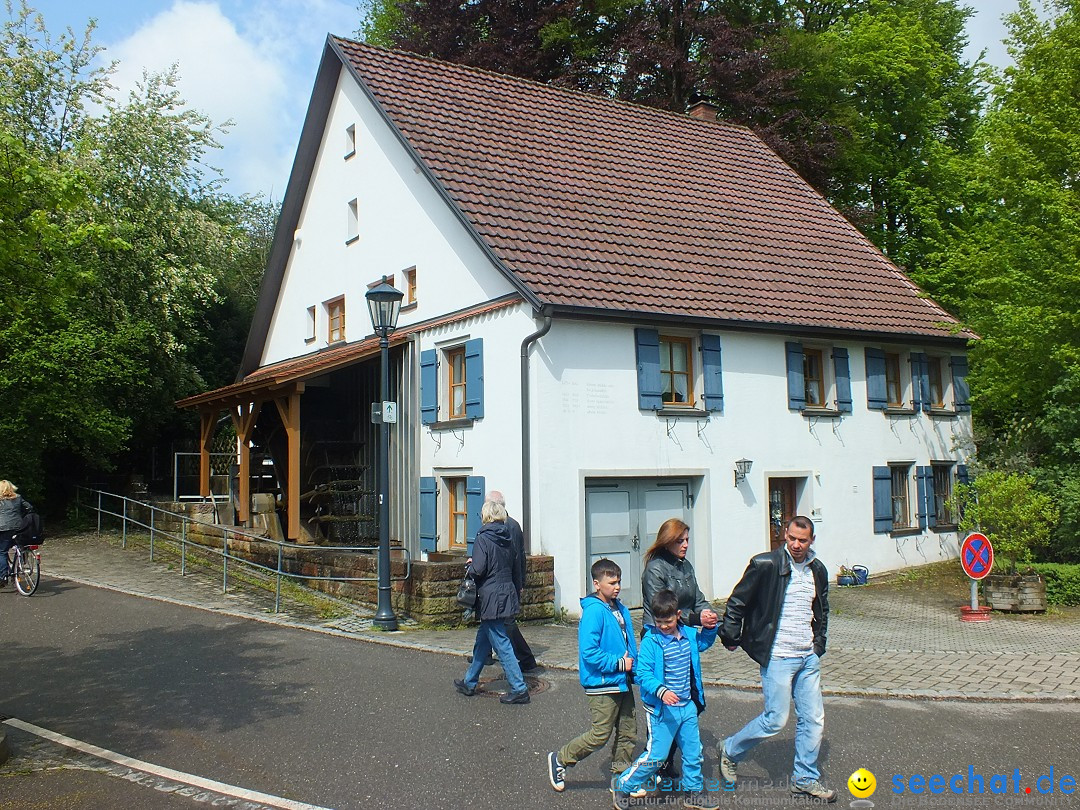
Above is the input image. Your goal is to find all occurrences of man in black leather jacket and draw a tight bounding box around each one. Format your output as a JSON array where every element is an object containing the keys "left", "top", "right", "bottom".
[{"left": 717, "top": 516, "right": 837, "bottom": 803}]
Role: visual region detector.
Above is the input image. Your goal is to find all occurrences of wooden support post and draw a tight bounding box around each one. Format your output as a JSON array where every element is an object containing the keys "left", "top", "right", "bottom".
[
  {"left": 199, "top": 410, "right": 217, "bottom": 498},
  {"left": 274, "top": 386, "right": 303, "bottom": 541},
  {"left": 230, "top": 400, "right": 260, "bottom": 524}
]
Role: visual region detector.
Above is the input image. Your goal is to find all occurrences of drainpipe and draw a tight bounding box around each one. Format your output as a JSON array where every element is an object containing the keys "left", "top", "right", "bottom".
[{"left": 520, "top": 308, "right": 553, "bottom": 554}]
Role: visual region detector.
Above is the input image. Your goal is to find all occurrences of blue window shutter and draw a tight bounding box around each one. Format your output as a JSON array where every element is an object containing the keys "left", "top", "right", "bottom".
[
  {"left": 911, "top": 352, "right": 929, "bottom": 412},
  {"left": 872, "top": 466, "right": 892, "bottom": 534},
  {"left": 833, "top": 347, "right": 852, "bottom": 412},
  {"left": 420, "top": 349, "right": 438, "bottom": 425},
  {"left": 951, "top": 355, "right": 971, "bottom": 412},
  {"left": 700, "top": 333, "right": 724, "bottom": 413},
  {"left": 464, "top": 338, "right": 484, "bottom": 419},
  {"left": 865, "top": 348, "right": 887, "bottom": 410},
  {"left": 956, "top": 464, "right": 970, "bottom": 486},
  {"left": 635, "top": 328, "right": 663, "bottom": 411},
  {"left": 785, "top": 342, "right": 805, "bottom": 411},
  {"left": 916, "top": 466, "right": 932, "bottom": 530},
  {"left": 465, "top": 475, "right": 485, "bottom": 555},
  {"left": 419, "top": 477, "right": 437, "bottom": 553}
]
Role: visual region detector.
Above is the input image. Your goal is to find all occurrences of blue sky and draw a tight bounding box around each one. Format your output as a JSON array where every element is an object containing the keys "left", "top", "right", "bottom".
[{"left": 23, "top": 1, "right": 1022, "bottom": 200}]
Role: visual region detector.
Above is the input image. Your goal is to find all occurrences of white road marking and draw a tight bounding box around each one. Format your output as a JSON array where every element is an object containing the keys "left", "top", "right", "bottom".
[{"left": 2, "top": 717, "right": 334, "bottom": 810}]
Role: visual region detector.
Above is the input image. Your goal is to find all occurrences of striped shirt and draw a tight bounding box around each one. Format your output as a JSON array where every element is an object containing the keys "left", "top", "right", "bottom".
[
  {"left": 772, "top": 551, "right": 816, "bottom": 659},
  {"left": 657, "top": 629, "right": 692, "bottom": 706}
]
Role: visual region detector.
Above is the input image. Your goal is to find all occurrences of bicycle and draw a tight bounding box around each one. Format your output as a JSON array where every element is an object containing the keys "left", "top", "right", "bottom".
[{"left": 6, "top": 541, "right": 40, "bottom": 595}]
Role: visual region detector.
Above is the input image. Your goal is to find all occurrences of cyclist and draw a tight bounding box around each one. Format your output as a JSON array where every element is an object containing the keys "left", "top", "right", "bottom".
[{"left": 0, "top": 479, "right": 33, "bottom": 588}]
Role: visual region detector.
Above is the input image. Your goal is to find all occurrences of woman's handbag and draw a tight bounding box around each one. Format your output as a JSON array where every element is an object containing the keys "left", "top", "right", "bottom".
[{"left": 456, "top": 564, "right": 478, "bottom": 609}]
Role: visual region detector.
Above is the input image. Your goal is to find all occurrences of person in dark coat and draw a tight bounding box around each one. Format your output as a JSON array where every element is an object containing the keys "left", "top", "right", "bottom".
[
  {"left": 640, "top": 517, "right": 719, "bottom": 780},
  {"left": 454, "top": 500, "right": 531, "bottom": 704},
  {"left": 0, "top": 480, "right": 32, "bottom": 588},
  {"left": 489, "top": 489, "right": 537, "bottom": 671}
]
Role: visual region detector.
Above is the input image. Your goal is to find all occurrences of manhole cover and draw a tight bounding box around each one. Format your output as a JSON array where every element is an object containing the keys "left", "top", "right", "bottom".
[{"left": 475, "top": 674, "right": 550, "bottom": 698}]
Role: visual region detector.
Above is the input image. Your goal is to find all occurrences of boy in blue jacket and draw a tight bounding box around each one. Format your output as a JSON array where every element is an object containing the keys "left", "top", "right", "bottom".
[
  {"left": 547, "top": 559, "right": 637, "bottom": 793},
  {"left": 613, "top": 590, "right": 719, "bottom": 810}
]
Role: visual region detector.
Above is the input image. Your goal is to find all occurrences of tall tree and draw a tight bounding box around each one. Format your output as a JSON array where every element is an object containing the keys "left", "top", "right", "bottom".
[
  {"left": 0, "top": 3, "right": 276, "bottom": 501},
  {"left": 924, "top": 0, "right": 1080, "bottom": 558},
  {"left": 813, "top": 0, "right": 984, "bottom": 269}
]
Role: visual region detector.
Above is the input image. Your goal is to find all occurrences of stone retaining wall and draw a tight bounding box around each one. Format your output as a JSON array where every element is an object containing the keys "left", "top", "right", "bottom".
[{"left": 136, "top": 503, "right": 555, "bottom": 626}]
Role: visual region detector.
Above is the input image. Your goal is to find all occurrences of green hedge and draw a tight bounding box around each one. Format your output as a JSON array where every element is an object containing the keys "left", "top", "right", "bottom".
[{"left": 1025, "top": 564, "right": 1080, "bottom": 606}]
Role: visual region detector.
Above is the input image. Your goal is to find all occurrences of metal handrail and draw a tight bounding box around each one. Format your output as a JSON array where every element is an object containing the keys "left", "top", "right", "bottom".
[{"left": 75, "top": 486, "right": 411, "bottom": 613}]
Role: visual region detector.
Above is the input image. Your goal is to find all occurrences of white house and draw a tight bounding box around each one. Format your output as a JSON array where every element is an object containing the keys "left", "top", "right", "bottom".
[{"left": 181, "top": 35, "right": 974, "bottom": 616}]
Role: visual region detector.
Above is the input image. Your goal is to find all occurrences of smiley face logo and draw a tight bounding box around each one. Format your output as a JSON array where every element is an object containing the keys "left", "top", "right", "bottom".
[{"left": 848, "top": 768, "right": 876, "bottom": 798}]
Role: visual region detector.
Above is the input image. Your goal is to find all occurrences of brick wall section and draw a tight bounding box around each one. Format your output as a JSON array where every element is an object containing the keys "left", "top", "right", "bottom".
[{"left": 145, "top": 505, "right": 555, "bottom": 626}]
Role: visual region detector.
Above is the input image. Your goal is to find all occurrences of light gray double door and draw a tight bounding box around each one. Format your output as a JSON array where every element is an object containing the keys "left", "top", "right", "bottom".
[{"left": 584, "top": 478, "right": 692, "bottom": 609}]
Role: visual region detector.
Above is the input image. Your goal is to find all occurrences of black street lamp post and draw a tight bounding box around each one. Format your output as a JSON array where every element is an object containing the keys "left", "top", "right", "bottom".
[{"left": 366, "top": 275, "right": 404, "bottom": 631}]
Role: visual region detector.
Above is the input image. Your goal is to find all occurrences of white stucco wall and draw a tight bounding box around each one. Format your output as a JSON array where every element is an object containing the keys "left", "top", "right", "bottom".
[
  {"left": 415, "top": 302, "right": 536, "bottom": 520},
  {"left": 261, "top": 66, "right": 519, "bottom": 367},
  {"left": 528, "top": 320, "right": 972, "bottom": 615}
]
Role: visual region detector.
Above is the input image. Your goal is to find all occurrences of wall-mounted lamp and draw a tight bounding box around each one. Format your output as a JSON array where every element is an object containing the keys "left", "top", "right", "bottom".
[{"left": 734, "top": 458, "right": 753, "bottom": 487}]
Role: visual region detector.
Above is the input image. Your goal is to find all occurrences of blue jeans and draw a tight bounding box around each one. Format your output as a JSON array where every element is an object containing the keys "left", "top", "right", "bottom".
[
  {"left": 463, "top": 619, "right": 526, "bottom": 694},
  {"left": 724, "top": 653, "right": 824, "bottom": 785},
  {"left": 616, "top": 701, "right": 704, "bottom": 792},
  {"left": 0, "top": 531, "right": 14, "bottom": 580}
]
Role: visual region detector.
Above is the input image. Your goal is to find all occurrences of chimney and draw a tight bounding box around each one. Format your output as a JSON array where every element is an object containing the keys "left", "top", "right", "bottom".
[{"left": 687, "top": 100, "right": 719, "bottom": 121}]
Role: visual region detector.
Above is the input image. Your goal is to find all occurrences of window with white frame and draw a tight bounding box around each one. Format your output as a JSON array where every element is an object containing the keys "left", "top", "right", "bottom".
[
  {"left": 346, "top": 199, "right": 358, "bottom": 244},
  {"left": 785, "top": 341, "right": 851, "bottom": 413},
  {"left": 326, "top": 296, "right": 345, "bottom": 343},
  {"left": 932, "top": 462, "right": 955, "bottom": 527},
  {"left": 419, "top": 339, "right": 485, "bottom": 425},
  {"left": 305, "top": 305, "right": 316, "bottom": 342},
  {"left": 660, "top": 335, "right": 694, "bottom": 406},
  {"left": 446, "top": 476, "right": 467, "bottom": 549},
  {"left": 418, "top": 474, "right": 486, "bottom": 553},
  {"left": 891, "top": 464, "right": 914, "bottom": 529},
  {"left": 345, "top": 124, "right": 356, "bottom": 159},
  {"left": 634, "top": 329, "right": 724, "bottom": 413}
]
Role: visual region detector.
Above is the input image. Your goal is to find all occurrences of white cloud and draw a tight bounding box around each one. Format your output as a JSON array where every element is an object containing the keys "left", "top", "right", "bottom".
[{"left": 105, "top": 0, "right": 360, "bottom": 197}]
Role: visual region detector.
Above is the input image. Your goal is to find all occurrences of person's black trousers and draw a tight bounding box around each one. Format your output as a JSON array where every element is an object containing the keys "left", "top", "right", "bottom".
[{"left": 507, "top": 621, "right": 536, "bottom": 670}]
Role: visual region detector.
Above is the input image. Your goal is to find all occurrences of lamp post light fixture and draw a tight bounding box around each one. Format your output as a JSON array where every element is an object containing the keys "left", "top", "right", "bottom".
[
  {"left": 366, "top": 275, "right": 404, "bottom": 631},
  {"left": 734, "top": 458, "right": 753, "bottom": 487}
]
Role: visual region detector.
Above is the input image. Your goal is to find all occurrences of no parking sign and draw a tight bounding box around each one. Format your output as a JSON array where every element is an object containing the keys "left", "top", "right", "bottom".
[{"left": 961, "top": 532, "right": 994, "bottom": 580}]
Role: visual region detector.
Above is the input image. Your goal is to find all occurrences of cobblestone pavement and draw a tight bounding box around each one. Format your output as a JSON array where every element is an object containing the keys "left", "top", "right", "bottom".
[{"left": 28, "top": 531, "right": 1080, "bottom": 702}]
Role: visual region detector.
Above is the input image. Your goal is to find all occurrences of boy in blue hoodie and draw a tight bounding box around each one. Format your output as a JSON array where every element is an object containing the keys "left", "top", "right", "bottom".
[
  {"left": 547, "top": 559, "right": 637, "bottom": 793},
  {"left": 613, "top": 589, "right": 719, "bottom": 810}
]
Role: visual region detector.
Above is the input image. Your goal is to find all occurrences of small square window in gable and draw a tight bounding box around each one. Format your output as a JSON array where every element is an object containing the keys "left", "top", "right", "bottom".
[
  {"left": 345, "top": 124, "right": 356, "bottom": 159},
  {"left": 346, "top": 199, "right": 359, "bottom": 244},
  {"left": 405, "top": 267, "right": 417, "bottom": 305}
]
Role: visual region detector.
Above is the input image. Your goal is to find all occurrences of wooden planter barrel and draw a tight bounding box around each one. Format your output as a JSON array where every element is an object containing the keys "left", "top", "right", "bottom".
[
  {"left": 1017, "top": 574, "right": 1047, "bottom": 613},
  {"left": 983, "top": 574, "right": 1020, "bottom": 612}
]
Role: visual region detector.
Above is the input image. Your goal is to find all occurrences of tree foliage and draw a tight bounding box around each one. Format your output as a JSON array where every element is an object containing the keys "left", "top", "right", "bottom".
[
  {"left": 0, "top": 3, "right": 274, "bottom": 502},
  {"left": 951, "top": 471, "right": 1059, "bottom": 571}
]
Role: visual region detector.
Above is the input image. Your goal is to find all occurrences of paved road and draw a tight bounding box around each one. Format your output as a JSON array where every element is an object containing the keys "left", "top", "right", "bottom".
[
  {"left": 2, "top": 578, "right": 1080, "bottom": 809},
  {"left": 40, "top": 531, "right": 1080, "bottom": 700}
]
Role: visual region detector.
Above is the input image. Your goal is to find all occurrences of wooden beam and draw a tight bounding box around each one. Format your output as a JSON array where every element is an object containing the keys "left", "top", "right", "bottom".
[
  {"left": 274, "top": 388, "right": 302, "bottom": 541},
  {"left": 198, "top": 410, "right": 217, "bottom": 498},
  {"left": 230, "top": 401, "right": 261, "bottom": 523}
]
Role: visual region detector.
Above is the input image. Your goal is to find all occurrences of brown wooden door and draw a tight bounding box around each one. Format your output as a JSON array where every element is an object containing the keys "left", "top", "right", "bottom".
[{"left": 768, "top": 478, "right": 797, "bottom": 551}]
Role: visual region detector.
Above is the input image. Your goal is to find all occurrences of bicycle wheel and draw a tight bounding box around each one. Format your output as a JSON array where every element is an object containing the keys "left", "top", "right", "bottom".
[{"left": 14, "top": 546, "right": 39, "bottom": 595}]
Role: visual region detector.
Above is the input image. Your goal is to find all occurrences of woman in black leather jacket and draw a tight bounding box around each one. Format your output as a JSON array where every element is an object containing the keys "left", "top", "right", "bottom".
[{"left": 640, "top": 517, "right": 718, "bottom": 779}]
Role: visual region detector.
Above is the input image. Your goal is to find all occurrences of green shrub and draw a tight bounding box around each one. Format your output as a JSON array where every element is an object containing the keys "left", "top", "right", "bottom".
[
  {"left": 950, "top": 471, "right": 1059, "bottom": 571},
  {"left": 1024, "top": 563, "right": 1080, "bottom": 606}
]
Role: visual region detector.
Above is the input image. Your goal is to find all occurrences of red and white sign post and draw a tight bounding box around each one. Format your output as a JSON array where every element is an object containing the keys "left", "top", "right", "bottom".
[{"left": 959, "top": 532, "right": 994, "bottom": 622}]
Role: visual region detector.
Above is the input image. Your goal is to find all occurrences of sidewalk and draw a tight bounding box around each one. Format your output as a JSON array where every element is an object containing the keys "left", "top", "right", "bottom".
[{"left": 31, "top": 531, "right": 1080, "bottom": 702}]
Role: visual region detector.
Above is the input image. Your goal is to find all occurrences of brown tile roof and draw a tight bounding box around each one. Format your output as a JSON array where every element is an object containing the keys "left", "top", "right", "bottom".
[{"left": 333, "top": 36, "right": 971, "bottom": 342}]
